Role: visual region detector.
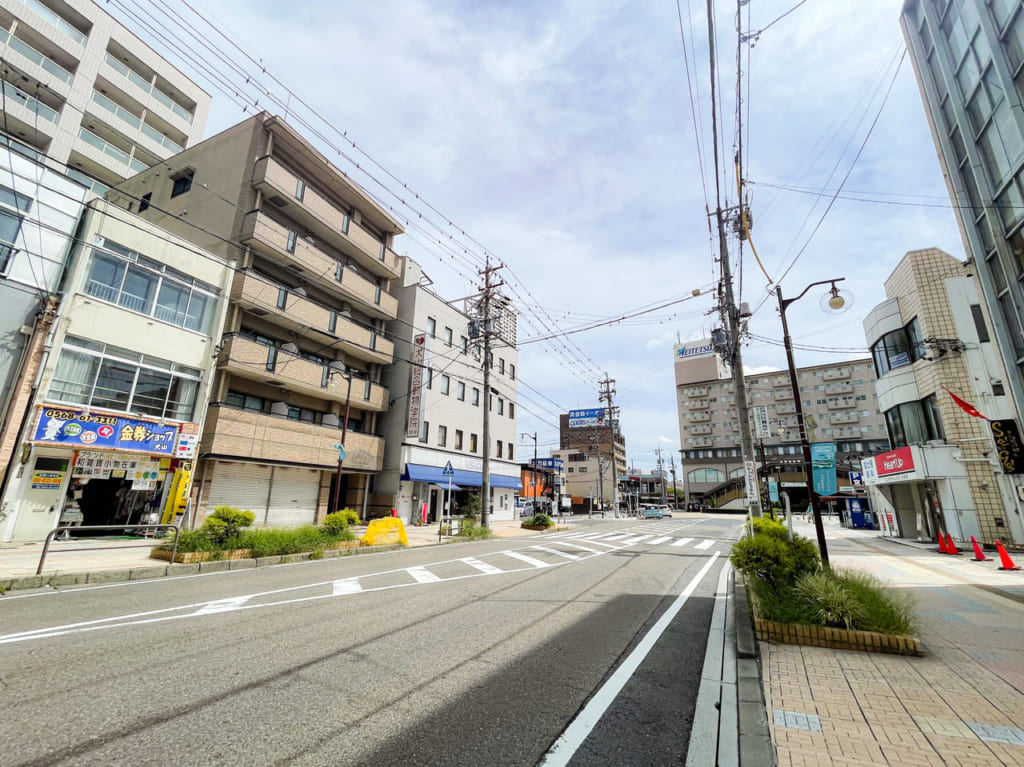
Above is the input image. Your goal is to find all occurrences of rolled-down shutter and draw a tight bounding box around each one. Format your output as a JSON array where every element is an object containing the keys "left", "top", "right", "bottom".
[
  {"left": 265, "top": 466, "right": 320, "bottom": 527},
  {"left": 207, "top": 462, "right": 272, "bottom": 523}
]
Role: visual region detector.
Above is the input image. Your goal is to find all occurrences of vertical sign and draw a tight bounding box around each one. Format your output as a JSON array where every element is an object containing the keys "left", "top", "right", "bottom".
[
  {"left": 752, "top": 406, "right": 771, "bottom": 440},
  {"left": 990, "top": 419, "right": 1023, "bottom": 474},
  {"left": 743, "top": 460, "right": 758, "bottom": 502},
  {"left": 811, "top": 442, "right": 837, "bottom": 496},
  {"left": 768, "top": 478, "right": 779, "bottom": 503},
  {"left": 407, "top": 334, "right": 427, "bottom": 439}
]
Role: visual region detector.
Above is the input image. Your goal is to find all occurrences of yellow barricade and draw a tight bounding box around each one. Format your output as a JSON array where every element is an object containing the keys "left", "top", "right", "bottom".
[{"left": 361, "top": 517, "right": 409, "bottom": 547}]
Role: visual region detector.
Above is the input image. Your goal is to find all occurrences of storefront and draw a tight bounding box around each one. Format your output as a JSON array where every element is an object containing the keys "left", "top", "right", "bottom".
[
  {"left": 203, "top": 461, "right": 323, "bottom": 527},
  {"left": 396, "top": 462, "right": 521, "bottom": 524},
  {"left": 2, "top": 404, "right": 196, "bottom": 542}
]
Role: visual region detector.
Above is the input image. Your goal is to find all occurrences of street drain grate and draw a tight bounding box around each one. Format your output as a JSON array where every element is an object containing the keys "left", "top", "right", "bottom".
[
  {"left": 967, "top": 723, "right": 1024, "bottom": 745},
  {"left": 773, "top": 709, "right": 822, "bottom": 732}
]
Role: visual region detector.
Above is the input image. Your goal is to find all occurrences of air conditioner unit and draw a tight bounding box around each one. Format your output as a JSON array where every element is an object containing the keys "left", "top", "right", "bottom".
[
  {"left": 281, "top": 342, "right": 299, "bottom": 354},
  {"left": 270, "top": 401, "right": 289, "bottom": 416},
  {"left": 292, "top": 286, "right": 307, "bottom": 297}
]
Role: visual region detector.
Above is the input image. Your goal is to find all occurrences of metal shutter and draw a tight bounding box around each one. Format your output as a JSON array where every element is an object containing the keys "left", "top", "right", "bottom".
[
  {"left": 207, "top": 462, "right": 273, "bottom": 524},
  {"left": 265, "top": 466, "right": 320, "bottom": 527}
]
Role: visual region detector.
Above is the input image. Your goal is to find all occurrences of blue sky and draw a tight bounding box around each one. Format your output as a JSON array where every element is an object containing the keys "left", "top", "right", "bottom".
[{"left": 109, "top": 0, "right": 964, "bottom": 471}]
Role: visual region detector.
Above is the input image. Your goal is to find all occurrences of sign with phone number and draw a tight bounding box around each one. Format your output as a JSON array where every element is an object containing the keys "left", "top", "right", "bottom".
[{"left": 33, "top": 406, "right": 179, "bottom": 453}]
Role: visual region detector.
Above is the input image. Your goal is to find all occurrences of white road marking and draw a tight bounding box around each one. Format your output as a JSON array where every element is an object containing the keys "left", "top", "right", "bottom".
[
  {"left": 408, "top": 566, "right": 443, "bottom": 583},
  {"left": 646, "top": 536, "right": 672, "bottom": 545},
  {"left": 461, "top": 557, "right": 505, "bottom": 575},
  {"left": 575, "top": 539, "right": 621, "bottom": 549},
  {"left": 539, "top": 554, "right": 721, "bottom": 767},
  {"left": 332, "top": 578, "right": 363, "bottom": 595},
  {"left": 671, "top": 538, "right": 695, "bottom": 547},
  {"left": 500, "top": 550, "right": 552, "bottom": 568},
  {"left": 695, "top": 539, "right": 716, "bottom": 550},
  {"left": 603, "top": 534, "right": 632, "bottom": 541},
  {"left": 194, "top": 596, "right": 253, "bottom": 615},
  {"left": 531, "top": 546, "right": 581, "bottom": 561},
  {"left": 618, "top": 535, "right": 653, "bottom": 545},
  {"left": 556, "top": 542, "right": 603, "bottom": 554}
]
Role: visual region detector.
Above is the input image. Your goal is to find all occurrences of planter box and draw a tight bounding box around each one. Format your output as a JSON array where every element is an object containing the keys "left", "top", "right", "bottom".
[
  {"left": 754, "top": 618, "right": 922, "bottom": 656},
  {"left": 521, "top": 525, "right": 552, "bottom": 531},
  {"left": 150, "top": 539, "right": 362, "bottom": 564}
]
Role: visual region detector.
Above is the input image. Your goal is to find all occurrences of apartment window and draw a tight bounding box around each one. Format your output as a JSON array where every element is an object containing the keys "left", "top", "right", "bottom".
[
  {"left": 225, "top": 391, "right": 265, "bottom": 413},
  {"left": 455, "top": 429, "right": 463, "bottom": 450},
  {"left": 472, "top": 387, "right": 480, "bottom": 406},
  {"left": 441, "top": 375, "right": 450, "bottom": 395},
  {"left": 509, "top": 363, "right": 515, "bottom": 380},
  {"left": 499, "top": 358, "right": 505, "bottom": 374},
  {"left": 457, "top": 381, "right": 465, "bottom": 401},
  {"left": 496, "top": 440, "right": 503, "bottom": 458},
  {"left": 287, "top": 406, "right": 316, "bottom": 423},
  {"left": 437, "top": 424, "right": 447, "bottom": 447},
  {"left": 870, "top": 317, "right": 926, "bottom": 377},
  {"left": 425, "top": 368, "right": 433, "bottom": 389},
  {"left": 507, "top": 443, "right": 513, "bottom": 460},
  {"left": 509, "top": 402, "right": 515, "bottom": 419},
  {"left": 444, "top": 327, "right": 453, "bottom": 346},
  {"left": 426, "top": 317, "right": 436, "bottom": 338},
  {"left": 497, "top": 398, "right": 504, "bottom": 415},
  {"left": 0, "top": 185, "right": 30, "bottom": 272},
  {"left": 329, "top": 311, "right": 337, "bottom": 333},
  {"left": 48, "top": 336, "right": 200, "bottom": 420},
  {"left": 335, "top": 262, "right": 344, "bottom": 281},
  {"left": 84, "top": 239, "right": 219, "bottom": 333},
  {"left": 286, "top": 230, "right": 297, "bottom": 254},
  {"left": 295, "top": 178, "right": 306, "bottom": 201},
  {"left": 418, "top": 420, "right": 429, "bottom": 444},
  {"left": 578, "top": 467, "right": 587, "bottom": 473},
  {"left": 970, "top": 304, "right": 990, "bottom": 342},
  {"left": 276, "top": 288, "right": 288, "bottom": 309},
  {"left": 461, "top": 336, "right": 468, "bottom": 354},
  {"left": 885, "top": 396, "right": 944, "bottom": 448},
  {"left": 139, "top": 192, "right": 151, "bottom": 212},
  {"left": 470, "top": 433, "right": 478, "bottom": 453},
  {"left": 170, "top": 170, "right": 193, "bottom": 198}
]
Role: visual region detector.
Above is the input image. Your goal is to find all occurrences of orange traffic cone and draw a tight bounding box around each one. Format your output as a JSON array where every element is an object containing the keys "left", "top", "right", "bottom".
[
  {"left": 995, "top": 540, "right": 1022, "bottom": 571},
  {"left": 969, "top": 536, "right": 991, "bottom": 562},
  {"left": 938, "top": 532, "right": 949, "bottom": 554},
  {"left": 946, "top": 532, "right": 961, "bottom": 555}
]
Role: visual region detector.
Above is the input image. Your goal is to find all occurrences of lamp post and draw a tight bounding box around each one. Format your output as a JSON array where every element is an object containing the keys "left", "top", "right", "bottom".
[
  {"left": 777, "top": 279, "right": 845, "bottom": 569},
  {"left": 331, "top": 369, "right": 354, "bottom": 516}
]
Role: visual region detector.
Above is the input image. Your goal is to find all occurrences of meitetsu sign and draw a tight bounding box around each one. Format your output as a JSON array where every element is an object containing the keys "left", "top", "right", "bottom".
[{"left": 674, "top": 339, "right": 715, "bottom": 359}]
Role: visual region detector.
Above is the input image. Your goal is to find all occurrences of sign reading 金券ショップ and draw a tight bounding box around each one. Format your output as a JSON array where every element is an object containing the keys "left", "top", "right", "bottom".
[
  {"left": 990, "top": 419, "right": 1023, "bottom": 474},
  {"left": 32, "top": 406, "right": 179, "bottom": 453}
]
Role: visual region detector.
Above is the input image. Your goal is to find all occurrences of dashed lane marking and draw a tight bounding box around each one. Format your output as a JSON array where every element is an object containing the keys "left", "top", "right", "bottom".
[
  {"left": 408, "top": 566, "right": 443, "bottom": 583},
  {"left": 332, "top": 578, "right": 363, "bottom": 596},
  {"left": 461, "top": 557, "right": 505, "bottom": 575}
]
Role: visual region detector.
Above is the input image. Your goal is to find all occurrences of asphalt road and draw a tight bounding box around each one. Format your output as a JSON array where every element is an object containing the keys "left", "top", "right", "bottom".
[{"left": 0, "top": 516, "right": 741, "bottom": 766}]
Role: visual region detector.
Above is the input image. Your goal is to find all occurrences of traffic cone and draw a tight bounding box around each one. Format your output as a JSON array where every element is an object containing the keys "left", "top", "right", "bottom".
[
  {"left": 995, "top": 540, "right": 1022, "bottom": 571},
  {"left": 937, "top": 532, "right": 950, "bottom": 554},
  {"left": 969, "top": 536, "right": 991, "bottom": 562},
  {"left": 946, "top": 532, "right": 961, "bottom": 555}
]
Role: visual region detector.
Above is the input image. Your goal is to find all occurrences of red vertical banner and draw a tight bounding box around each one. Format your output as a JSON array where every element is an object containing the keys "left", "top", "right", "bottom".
[{"left": 421, "top": 502, "right": 428, "bottom": 524}]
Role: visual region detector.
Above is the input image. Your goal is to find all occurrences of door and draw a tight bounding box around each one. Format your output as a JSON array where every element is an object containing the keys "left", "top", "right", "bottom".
[
  {"left": 12, "top": 455, "right": 71, "bottom": 542},
  {"left": 266, "top": 467, "right": 319, "bottom": 527},
  {"left": 207, "top": 462, "right": 272, "bottom": 523}
]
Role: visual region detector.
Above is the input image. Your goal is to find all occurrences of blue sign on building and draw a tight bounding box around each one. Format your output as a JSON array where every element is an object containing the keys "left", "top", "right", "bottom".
[
  {"left": 33, "top": 405, "right": 179, "bottom": 453},
  {"left": 810, "top": 442, "right": 837, "bottom": 496},
  {"left": 768, "top": 479, "right": 779, "bottom": 503}
]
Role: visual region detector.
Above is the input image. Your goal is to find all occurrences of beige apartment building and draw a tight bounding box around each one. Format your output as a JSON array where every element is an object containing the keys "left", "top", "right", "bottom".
[
  {"left": 110, "top": 112, "right": 403, "bottom": 524},
  {"left": 1, "top": 0, "right": 209, "bottom": 194},
  {"left": 557, "top": 411, "right": 627, "bottom": 510}
]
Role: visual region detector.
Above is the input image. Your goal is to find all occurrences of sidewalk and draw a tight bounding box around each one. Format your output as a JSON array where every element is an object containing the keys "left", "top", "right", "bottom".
[
  {"left": 0, "top": 516, "right": 562, "bottom": 590},
  {"left": 761, "top": 517, "right": 1024, "bottom": 766}
]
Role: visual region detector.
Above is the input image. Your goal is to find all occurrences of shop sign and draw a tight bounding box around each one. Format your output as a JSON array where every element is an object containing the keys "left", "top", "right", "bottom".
[
  {"left": 33, "top": 406, "right": 178, "bottom": 453},
  {"left": 568, "top": 408, "right": 606, "bottom": 429},
  {"left": 768, "top": 479, "right": 779, "bottom": 503},
  {"left": 174, "top": 423, "right": 200, "bottom": 459},
  {"left": 811, "top": 442, "right": 837, "bottom": 496},
  {"left": 407, "top": 334, "right": 427, "bottom": 439},
  {"left": 31, "top": 471, "right": 64, "bottom": 489},
  {"left": 874, "top": 446, "right": 916, "bottom": 478},
  {"left": 73, "top": 451, "right": 156, "bottom": 480},
  {"left": 990, "top": 419, "right": 1023, "bottom": 475}
]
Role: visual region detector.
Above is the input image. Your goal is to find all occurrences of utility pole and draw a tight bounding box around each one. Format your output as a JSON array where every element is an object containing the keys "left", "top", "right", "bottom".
[
  {"left": 598, "top": 375, "right": 618, "bottom": 514},
  {"left": 655, "top": 447, "right": 667, "bottom": 505},
  {"left": 476, "top": 255, "right": 503, "bottom": 529},
  {"left": 670, "top": 454, "right": 678, "bottom": 510}
]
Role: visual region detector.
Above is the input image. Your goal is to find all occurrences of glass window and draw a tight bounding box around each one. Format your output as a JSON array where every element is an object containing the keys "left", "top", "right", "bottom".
[
  {"left": 509, "top": 363, "right": 515, "bottom": 380},
  {"left": 425, "top": 368, "right": 433, "bottom": 389},
  {"left": 455, "top": 430, "right": 463, "bottom": 450},
  {"left": 0, "top": 187, "right": 28, "bottom": 271},
  {"left": 470, "top": 433, "right": 478, "bottom": 453},
  {"left": 155, "top": 279, "right": 190, "bottom": 326},
  {"left": 499, "top": 358, "right": 505, "bottom": 374},
  {"left": 457, "top": 381, "right": 465, "bottom": 401},
  {"left": 437, "top": 425, "right": 447, "bottom": 447},
  {"left": 509, "top": 402, "right": 515, "bottom": 419},
  {"left": 444, "top": 327, "right": 453, "bottom": 346},
  {"left": 498, "top": 398, "right": 504, "bottom": 415},
  {"left": 508, "top": 443, "right": 513, "bottom": 460},
  {"left": 472, "top": 387, "right": 479, "bottom": 406},
  {"left": 441, "top": 375, "right": 450, "bottom": 395},
  {"left": 426, "top": 317, "right": 436, "bottom": 338},
  {"left": 461, "top": 336, "right": 468, "bottom": 353},
  {"left": 171, "top": 171, "right": 193, "bottom": 198},
  {"left": 496, "top": 440, "right": 502, "bottom": 458},
  {"left": 971, "top": 304, "right": 991, "bottom": 342},
  {"left": 295, "top": 179, "right": 306, "bottom": 201},
  {"left": 923, "top": 393, "right": 945, "bottom": 442},
  {"left": 286, "top": 230, "right": 297, "bottom": 254},
  {"left": 418, "top": 419, "right": 429, "bottom": 444}
]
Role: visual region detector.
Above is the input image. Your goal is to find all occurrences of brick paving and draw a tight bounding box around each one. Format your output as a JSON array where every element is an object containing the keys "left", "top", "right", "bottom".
[{"left": 762, "top": 520, "right": 1024, "bottom": 766}]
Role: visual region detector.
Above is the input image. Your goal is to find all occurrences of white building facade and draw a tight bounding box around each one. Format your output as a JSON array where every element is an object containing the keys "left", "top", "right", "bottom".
[{"left": 378, "top": 259, "right": 521, "bottom": 524}]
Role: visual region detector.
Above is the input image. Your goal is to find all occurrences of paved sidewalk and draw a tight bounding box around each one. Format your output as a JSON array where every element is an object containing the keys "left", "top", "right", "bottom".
[{"left": 762, "top": 517, "right": 1024, "bottom": 767}]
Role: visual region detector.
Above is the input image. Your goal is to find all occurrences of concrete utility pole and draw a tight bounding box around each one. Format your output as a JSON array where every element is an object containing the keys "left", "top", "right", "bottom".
[
  {"left": 477, "top": 255, "right": 503, "bottom": 529},
  {"left": 598, "top": 375, "right": 618, "bottom": 514},
  {"left": 655, "top": 447, "right": 667, "bottom": 505},
  {"left": 670, "top": 454, "right": 678, "bottom": 510}
]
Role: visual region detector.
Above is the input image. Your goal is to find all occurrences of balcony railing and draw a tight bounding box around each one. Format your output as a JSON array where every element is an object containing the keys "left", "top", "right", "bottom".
[
  {"left": 15, "top": 0, "right": 86, "bottom": 45},
  {"left": 1, "top": 29, "right": 73, "bottom": 84},
  {"left": 91, "top": 90, "right": 183, "bottom": 155},
  {"left": 77, "top": 127, "right": 148, "bottom": 173},
  {"left": 65, "top": 168, "right": 110, "bottom": 197},
  {"left": 103, "top": 53, "right": 193, "bottom": 122},
  {"left": 1, "top": 79, "right": 57, "bottom": 122}
]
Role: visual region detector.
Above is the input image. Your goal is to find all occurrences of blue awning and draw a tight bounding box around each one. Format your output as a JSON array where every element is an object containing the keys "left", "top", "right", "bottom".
[{"left": 403, "top": 463, "right": 522, "bottom": 490}]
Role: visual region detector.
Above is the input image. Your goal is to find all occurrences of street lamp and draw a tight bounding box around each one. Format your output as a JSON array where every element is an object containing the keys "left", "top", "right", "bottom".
[
  {"left": 776, "top": 279, "right": 846, "bottom": 569},
  {"left": 330, "top": 367, "right": 354, "bottom": 515}
]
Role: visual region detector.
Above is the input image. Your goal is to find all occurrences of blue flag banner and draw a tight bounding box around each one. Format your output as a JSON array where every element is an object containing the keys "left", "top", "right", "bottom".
[{"left": 810, "top": 442, "right": 838, "bottom": 496}]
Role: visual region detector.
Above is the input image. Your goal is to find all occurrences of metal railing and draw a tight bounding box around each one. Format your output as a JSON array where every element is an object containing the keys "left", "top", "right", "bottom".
[{"left": 37, "top": 523, "right": 180, "bottom": 574}]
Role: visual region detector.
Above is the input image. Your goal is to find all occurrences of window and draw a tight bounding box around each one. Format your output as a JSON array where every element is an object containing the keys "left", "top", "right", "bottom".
[
  {"left": 295, "top": 178, "right": 306, "bottom": 201},
  {"left": 444, "top": 327, "right": 453, "bottom": 346},
  {"left": 437, "top": 424, "right": 447, "bottom": 447},
  {"left": 885, "top": 396, "right": 944, "bottom": 448},
  {"left": 509, "top": 363, "right": 515, "bottom": 380},
  {"left": 426, "top": 317, "right": 436, "bottom": 338},
  {"left": 455, "top": 429, "right": 463, "bottom": 450},
  {"left": 0, "top": 185, "right": 30, "bottom": 272},
  {"left": 457, "top": 381, "right": 465, "bottom": 401},
  {"left": 470, "top": 433, "right": 478, "bottom": 453},
  {"left": 139, "top": 192, "right": 151, "bottom": 212},
  {"left": 509, "top": 402, "right": 515, "bottom": 419},
  {"left": 461, "top": 336, "right": 468, "bottom": 353},
  {"left": 225, "top": 391, "right": 265, "bottom": 412},
  {"left": 48, "top": 336, "right": 200, "bottom": 420},
  {"left": 84, "top": 239, "right": 218, "bottom": 333},
  {"left": 497, "top": 398, "right": 504, "bottom": 415},
  {"left": 496, "top": 440, "right": 503, "bottom": 458},
  {"left": 441, "top": 375, "right": 450, "bottom": 395},
  {"left": 507, "top": 443, "right": 513, "bottom": 460},
  {"left": 286, "top": 230, "right": 297, "bottom": 254},
  {"left": 970, "top": 304, "right": 991, "bottom": 342},
  {"left": 418, "top": 419, "right": 429, "bottom": 444},
  {"left": 472, "top": 387, "right": 480, "bottom": 406},
  {"left": 870, "top": 317, "right": 926, "bottom": 377},
  {"left": 499, "top": 358, "right": 505, "bottom": 374},
  {"left": 687, "top": 468, "right": 726, "bottom": 483},
  {"left": 287, "top": 406, "right": 316, "bottom": 423},
  {"left": 578, "top": 466, "right": 587, "bottom": 473},
  {"left": 170, "top": 170, "right": 193, "bottom": 197},
  {"left": 425, "top": 368, "right": 433, "bottom": 389}
]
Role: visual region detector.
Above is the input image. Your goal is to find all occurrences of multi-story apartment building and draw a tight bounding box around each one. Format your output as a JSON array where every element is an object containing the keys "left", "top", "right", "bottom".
[
  {"left": 901, "top": 0, "right": 1024, "bottom": 422},
  {"left": 557, "top": 410, "right": 627, "bottom": 508},
  {"left": 0, "top": 199, "right": 231, "bottom": 542},
  {"left": 677, "top": 356, "right": 889, "bottom": 510},
  {"left": 378, "top": 258, "right": 521, "bottom": 523},
  {"left": 110, "top": 113, "right": 403, "bottom": 525},
  {"left": 0, "top": 139, "right": 87, "bottom": 495},
  {"left": 551, "top": 447, "right": 620, "bottom": 513},
  {"left": 862, "top": 247, "right": 1023, "bottom": 544},
  {"left": 0, "top": 0, "right": 209, "bottom": 195}
]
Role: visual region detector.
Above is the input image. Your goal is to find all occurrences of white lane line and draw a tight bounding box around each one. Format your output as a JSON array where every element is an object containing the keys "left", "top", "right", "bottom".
[
  {"left": 194, "top": 596, "right": 253, "bottom": 615},
  {"left": 332, "top": 578, "right": 363, "bottom": 595},
  {"left": 539, "top": 553, "right": 721, "bottom": 767},
  {"left": 618, "top": 535, "right": 653, "bottom": 545},
  {"left": 531, "top": 546, "right": 581, "bottom": 561},
  {"left": 461, "top": 557, "right": 505, "bottom": 575},
  {"left": 573, "top": 539, "right": 620, "bottom": 549},
  {"left": 603, "top": 534, "right": 632, "bottom": 541},
  {"left": 671, "top": 538, "right": 695, "bottom": 547},
  {"left": 500, "top": 550, "right": 552, "bottom": 568},
  {"left": 646, "top": 536, "right": 672, "bottom": 545},
  {"left": 695, "top": 539, "right": 716, "bottom": 550},
  {"left": 556, "top": 542, "right": 603, "bottom": 554},
  {"left": 408, "top": 566, "right": 442, "bottom": 583}
]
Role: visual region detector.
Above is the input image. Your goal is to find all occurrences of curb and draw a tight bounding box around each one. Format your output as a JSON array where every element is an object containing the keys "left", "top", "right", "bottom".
[
  {"left": 733, "top": 576, "right": 776, "bottom": 767},
  {"left": 0, "top": 542, "right": 407, "bottom": 594}
]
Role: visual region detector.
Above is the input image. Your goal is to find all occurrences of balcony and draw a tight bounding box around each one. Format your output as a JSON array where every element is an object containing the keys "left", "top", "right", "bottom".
[
  {"left": 692, "top": 437, "right": 713, "bottom": 447},
  {"left": 201, "top": 403, "right": 385, "bottom": 471},
  {"left": 76, "top": 127, "right": 148, "bottom": 175},
  {"left": 826, "top": 382, "right": 853, "bottom": 395},
  {"left": 89, "top": 90, "right": 183, "bottom": 159},
  {"left": 231, "top": 270, "right": 394, "bottom": 365},
  {"left": 239, "top": 211, "right": 398, "bottom": 319},
  {"left": 217, "top": 334, "right": 389, "bottom": 412},
  {"left": 101, "top": 53, "right": 194, "bottom": 128},
  {"left": 776, "top": 403, "right": 796, "bottom": 415},
  {"left": 690, "top": 411, "right": 711, "bottom": 422},
  {"left": 827, "top": 398, "right": 853, "bottom": 410},
  {"left": 691, "top": 424, "right": 713, "bottom": 435},
  {"left": 1, "top": 28, "right": 73, "bottom": 92},
  {"left": 685, "top": 386, "right": 709, "bottom": 397},
  {"left": 771, "top": 376, "right": 790, "bottom": 388},
  {"left": 12, "top": 0, "right": 87, "bottom": 48},
  {"left": 1, "top": 78, "right": 58, "bottom": 124},
  {"left": 252, "top": 156, "right": 401, "bottom": 280},
  {"left": 687, "top": 398, "right": 709, "bottom": 410},
  {"left": 823, "top": 367, "right": 851, "bottom": 381}
]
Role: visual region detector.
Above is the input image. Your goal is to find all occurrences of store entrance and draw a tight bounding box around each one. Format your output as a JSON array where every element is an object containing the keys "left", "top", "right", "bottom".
[{"left": 73, "top": 477, "right": 163, "bottom": 530}]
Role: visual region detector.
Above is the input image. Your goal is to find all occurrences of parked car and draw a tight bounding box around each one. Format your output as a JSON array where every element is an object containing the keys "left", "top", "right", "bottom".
[{"left": 643, "top": 505, "right": 673, "bottom": 519}]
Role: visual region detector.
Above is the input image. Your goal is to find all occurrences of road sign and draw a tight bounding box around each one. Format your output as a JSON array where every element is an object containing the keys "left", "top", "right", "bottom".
[{"left": 442, "top": 461, "right": 455, "bottom": 476}]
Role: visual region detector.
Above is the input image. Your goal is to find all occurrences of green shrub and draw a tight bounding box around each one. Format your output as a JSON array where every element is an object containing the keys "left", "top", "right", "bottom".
[
  {"left": 200, "top": 506, "right": 255, "bottom": 545},
  {"left": 795, "top": 572, "right": 865, "bottom": 629},
  {"left": 462, "top": 492, "right": 481, "bottom": 518},
  {"left": 332, "top": 509, "right": 361, "bottom": 527},
  {"left": 322, "top": 512, "right": 350, "bottom": 535},
  {"left": 731, "top": 534, "right": 804, "bottom": 589},
  {"left": 164, "top": 529, "right": 218, "bottom": 553},
  {"left": 456, "top": 517, "right": 492, "bottom": 540},
  {"left": 828, "top": 569, "right": 917, "bottom": 635},
  {"left": 751, "top": 517, "right": 789, "bottom": 541},
  {"left": 522, "top": 513, "right": 553, "bottom": 529}
]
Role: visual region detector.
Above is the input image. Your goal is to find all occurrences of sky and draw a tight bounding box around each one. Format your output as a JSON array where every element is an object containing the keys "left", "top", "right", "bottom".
[{"left": 107, "top": 0, "right": 965, "bottom": 472}]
